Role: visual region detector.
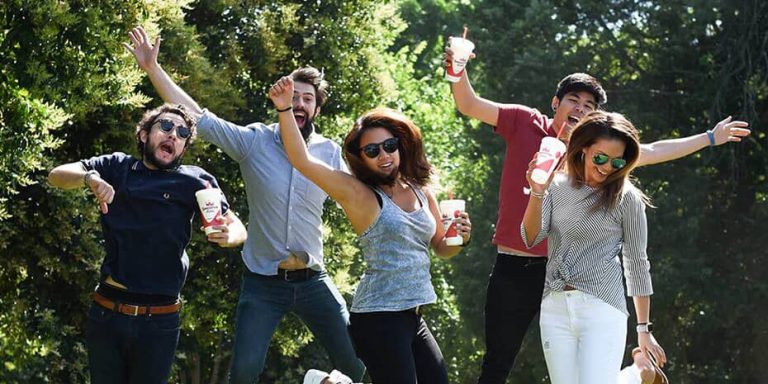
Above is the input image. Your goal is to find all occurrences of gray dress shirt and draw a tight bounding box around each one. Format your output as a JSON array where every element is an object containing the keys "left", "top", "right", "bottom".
[{"left": 197, "top": 110, "right": 347, "bottom": 275}]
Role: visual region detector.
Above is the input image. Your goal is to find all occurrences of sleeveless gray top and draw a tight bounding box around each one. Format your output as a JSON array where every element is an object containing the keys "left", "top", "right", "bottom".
[{"left": 350, "top": 185, "right": 437, "bottom": 313}]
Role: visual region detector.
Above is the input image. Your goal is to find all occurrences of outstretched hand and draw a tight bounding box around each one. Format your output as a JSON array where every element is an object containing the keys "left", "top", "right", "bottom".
[
  {"left": 711, "top": 116, "right": 750, "bottom": 145},
  {"left": 123, "top": 26, "right": 161, "bottom": 72},
  {"left": 269, "top": 76, "right": 294, "bottom": 111}
]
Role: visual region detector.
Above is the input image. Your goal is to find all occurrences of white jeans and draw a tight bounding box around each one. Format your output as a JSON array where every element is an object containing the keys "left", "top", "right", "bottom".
[{"left": 540, "top": 290, "right": 628, "bottom": 384}]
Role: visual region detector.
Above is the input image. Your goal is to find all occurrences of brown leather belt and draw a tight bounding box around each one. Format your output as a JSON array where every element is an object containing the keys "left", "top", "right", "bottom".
[
  {"left": 564, "top": 285, "right": 577, "bottom": 291},
  {"left": 93, "top": 291, "right": 182, "bottom": 316}
]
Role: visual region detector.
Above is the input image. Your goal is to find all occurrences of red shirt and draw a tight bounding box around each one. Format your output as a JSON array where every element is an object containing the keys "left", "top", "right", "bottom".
[{"left": 492, "top": 105, "right": 556, "bottom": 256}]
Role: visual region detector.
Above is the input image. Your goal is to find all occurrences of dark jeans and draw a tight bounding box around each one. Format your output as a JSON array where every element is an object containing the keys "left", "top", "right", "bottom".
[
  {"left": 349, "top": 310, "right": 447, "bottom": 384},
  {"left": 477, "top": 253, "right": 547, "bottom": 384},
  {"left": 228, "top": 270, "right": 364, "bottom": 383},
  {"left": 86, "top": 303, "right": 181, "bottom": 384}
]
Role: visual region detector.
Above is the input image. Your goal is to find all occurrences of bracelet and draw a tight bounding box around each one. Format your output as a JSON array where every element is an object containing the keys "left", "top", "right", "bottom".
[
  {"left": 460, "top": 237, "right": 471, "bottom": 247},
  {"left": 83, "top": 170, "right": 100, "bottom": 186},
  {"left": 706, "top": 129, "right": 715, "bottom": 146},
  {"left": 530, "top": 190, "right": 547, "bottom": 199},
  {"left": 276, "top": 105, "right": 293, "bottom": 113}
]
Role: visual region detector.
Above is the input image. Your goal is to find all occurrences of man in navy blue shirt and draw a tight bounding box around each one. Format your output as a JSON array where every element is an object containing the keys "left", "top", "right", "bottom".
[{"left": 48, "top": 104, "right": 247, "bottom": 384}]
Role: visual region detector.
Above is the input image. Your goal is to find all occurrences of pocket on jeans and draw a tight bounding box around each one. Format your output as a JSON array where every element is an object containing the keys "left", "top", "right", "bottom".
[
  {"left": 87, "top": 303, "right": 116, "bottom": 324},
  {"left": 146, "top": 313, "right": 181, "bottom": 334}
]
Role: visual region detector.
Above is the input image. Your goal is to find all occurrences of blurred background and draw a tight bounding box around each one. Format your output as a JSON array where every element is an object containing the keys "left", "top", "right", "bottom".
[{"left": 0, "top": 0, "right": 765, "bottom": 382}]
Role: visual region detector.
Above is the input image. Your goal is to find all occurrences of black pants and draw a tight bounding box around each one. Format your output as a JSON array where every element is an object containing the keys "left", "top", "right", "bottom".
[
  {"left": 477, "top": 253, "right": 547, "bottom": 384},
  {"left": 349, "top": 310, "right": 447, "bottom": 384}
]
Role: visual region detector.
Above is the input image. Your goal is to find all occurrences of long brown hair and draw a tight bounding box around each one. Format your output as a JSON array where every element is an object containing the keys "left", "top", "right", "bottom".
[
  {"left": 343, "top": 108, "right": 433, "bottom": 187},
  {"left": 565, "top": 111, "right": 649, "bottom": 209}
]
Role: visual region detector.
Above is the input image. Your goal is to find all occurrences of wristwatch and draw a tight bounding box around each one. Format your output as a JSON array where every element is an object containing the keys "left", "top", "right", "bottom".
[
  {"left": 636, "top": 322, "right": 653, "bottom": 333},
  {"left": 83, "top": 170, "right": 100, "bottom": 186}
]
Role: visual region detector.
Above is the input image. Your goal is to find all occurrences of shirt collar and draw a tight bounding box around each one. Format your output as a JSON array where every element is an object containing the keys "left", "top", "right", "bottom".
[{"left": 272, "top": 122, "right": 320, "bottom": 146}]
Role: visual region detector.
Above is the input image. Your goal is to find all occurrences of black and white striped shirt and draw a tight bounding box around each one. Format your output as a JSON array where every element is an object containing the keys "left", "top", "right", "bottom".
[{"left": 521, "top": 173, "right": 653, "bottom": 316}]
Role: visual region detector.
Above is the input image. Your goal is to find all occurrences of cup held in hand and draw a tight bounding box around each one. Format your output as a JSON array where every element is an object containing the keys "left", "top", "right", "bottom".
[
  {"left": 195, "top": 188, "right": 225, "bottom": 234},
  {"left": 531, "top": 137, "right": 566, "bottom": 185},
  {"left": 445, "top": 37, "right": 475, "bottom": 82},
  {"left": 439, "top": 199, "right": 466, "bottom": 246}
]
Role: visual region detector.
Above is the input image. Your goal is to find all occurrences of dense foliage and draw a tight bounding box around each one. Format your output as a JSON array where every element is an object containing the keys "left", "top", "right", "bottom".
[{"left": 1, "top": 0, "right": 765, "bottom": 382}]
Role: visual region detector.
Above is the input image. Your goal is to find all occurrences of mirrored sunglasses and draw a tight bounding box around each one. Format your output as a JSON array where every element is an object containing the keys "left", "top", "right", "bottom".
[
  {"left": 592, "top": 153, "right": 626, "bottom": 170},
  {"left": 156, "top": 119, "right": 191, "bottom": 139},
  {"left": 360, "top": 137, "right": 399, "bottom": 159}
]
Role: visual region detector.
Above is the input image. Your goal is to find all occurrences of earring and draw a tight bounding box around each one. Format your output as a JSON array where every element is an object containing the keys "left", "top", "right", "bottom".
[{"left": 580, "top": 152, "right": 585, "bottom": 161}]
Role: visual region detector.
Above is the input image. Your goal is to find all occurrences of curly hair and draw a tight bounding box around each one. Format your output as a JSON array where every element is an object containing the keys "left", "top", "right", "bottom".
[
  {"left": 134, "top": 104, "right": 197, "bottom": 154},
  {"left": 343, "top": 108, "right": 433, "bottom": 188}
]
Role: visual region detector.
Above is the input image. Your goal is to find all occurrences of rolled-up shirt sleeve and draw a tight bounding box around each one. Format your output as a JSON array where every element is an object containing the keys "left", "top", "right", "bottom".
[{"left": 621, "top": 189, "right": 653, "bottom": 297}]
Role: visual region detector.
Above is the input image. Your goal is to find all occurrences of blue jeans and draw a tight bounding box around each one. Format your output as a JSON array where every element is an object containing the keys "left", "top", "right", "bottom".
[
  {"left": 228, "top": 270, "right": 365, "bottom": 383},
  {"left": 86, "top": 303, "right": 181, "bottom": 384}
]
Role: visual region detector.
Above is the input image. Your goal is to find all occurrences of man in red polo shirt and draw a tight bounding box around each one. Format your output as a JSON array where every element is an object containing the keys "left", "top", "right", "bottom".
[{"left": 445, "top": 50, "right": 750, "bottom": 384}]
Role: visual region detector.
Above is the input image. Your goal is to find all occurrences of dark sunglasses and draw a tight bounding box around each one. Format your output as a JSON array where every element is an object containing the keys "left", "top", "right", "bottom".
[
  {"left": 156, "top": 119, "right": 191, "bottom": 139},
  {"left": 360, "top": 137, "right": 399, "bottom": 159},
  {"left": 592, "top": 153, "right": 627, "bottom": 170}
]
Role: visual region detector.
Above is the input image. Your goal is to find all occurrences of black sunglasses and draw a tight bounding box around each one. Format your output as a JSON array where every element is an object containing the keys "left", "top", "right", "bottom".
[
  {"left": 592, "top": 153, "right": 627, "bottom": 170},
  {"left": 156, "top": 119, "right": 191, "bottom": 139},
  {"left": 360, "top": 137, "right": 399, "bottom": 159}
]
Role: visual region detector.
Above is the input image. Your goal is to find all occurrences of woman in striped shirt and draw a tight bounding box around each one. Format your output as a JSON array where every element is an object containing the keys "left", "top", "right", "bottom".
[{"left": 521, "top": 111, "right": 666, "bottom": 384}]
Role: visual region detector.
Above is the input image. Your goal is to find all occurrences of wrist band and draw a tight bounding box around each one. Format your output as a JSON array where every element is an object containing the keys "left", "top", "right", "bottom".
[
  {"left": 83, "top": 170, "right": 99, "bottom": 186},
  {"left": 530, "top": 190, "right": 547, "bottom": 199},
  {"left": 276, "top": 105, "right": 293, "bottom": 113},
  {"left": 459, "top": 237, "right": 471, "bottom": 247},
  {"left": 706, "top": 129, "right": 715, "bottom": 146}
]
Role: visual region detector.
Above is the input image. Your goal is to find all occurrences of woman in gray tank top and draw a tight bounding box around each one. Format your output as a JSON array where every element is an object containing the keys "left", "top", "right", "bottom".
[{"left": 269, "top": 77, "right": 472, "bottom": 384}]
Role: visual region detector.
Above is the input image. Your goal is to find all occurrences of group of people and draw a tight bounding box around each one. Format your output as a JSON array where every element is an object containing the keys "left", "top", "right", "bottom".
[{"left": 47, "top": 25, "right": 750, "bottom": 384}]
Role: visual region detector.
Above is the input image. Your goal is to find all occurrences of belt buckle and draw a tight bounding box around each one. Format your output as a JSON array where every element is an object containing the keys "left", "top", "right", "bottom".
[
  {"left": 283, "top": 269, "right": 299, "bottom": 282},
  {"left": 123, "top": 304, "right": 140, "bottom": 316}
]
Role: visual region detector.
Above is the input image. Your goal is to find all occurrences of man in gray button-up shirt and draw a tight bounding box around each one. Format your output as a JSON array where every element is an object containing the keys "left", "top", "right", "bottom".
[{"left": 126, "top": 27, "right": 364, "bottom": 383}]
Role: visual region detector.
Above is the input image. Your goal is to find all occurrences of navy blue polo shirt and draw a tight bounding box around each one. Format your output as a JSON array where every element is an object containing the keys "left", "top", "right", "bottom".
[{"left": 81, "top": 152, "right": 229, "bottom": 297}]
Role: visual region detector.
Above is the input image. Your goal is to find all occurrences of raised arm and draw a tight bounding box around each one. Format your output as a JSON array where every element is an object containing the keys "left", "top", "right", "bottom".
[
  {"left": 124, "top": 26, "right": 203, "bottom": 117},
  {"left": 637, "top": 116, "right": 750, "bottom": 166},
  {"left": 268, "top": 76, "right": 378, "bottom": 234},
  {"left": 48, "top": 162, "right": 114, "bottom": 214},
  {"left": 444, "top": 47, "right": 500, "bottom": 126},
  {"left": 521, "top": 154, "right": 552, "bottom": 247}
]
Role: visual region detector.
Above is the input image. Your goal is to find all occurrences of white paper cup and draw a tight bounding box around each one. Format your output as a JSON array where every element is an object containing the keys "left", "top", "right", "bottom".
[
  {"left": 439, "top": 199, "right": 466, "bottom": 246},
  {"left": 531, "top": 137, "right": 567, "bottom": 185},
  {"left": 445, "top": 37, "right": 475, "bottom": 82},
  {"left": 195, "top": 188, "right": 225, "bottom": 234}
]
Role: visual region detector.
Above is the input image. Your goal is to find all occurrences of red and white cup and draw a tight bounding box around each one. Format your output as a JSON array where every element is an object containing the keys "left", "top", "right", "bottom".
[
  {"left": 439, "top": 199, "right": 466, "bottom": 246},
  {"left": 195, "top": 188, "right": 225, "bottom": 234},
  {"left": 531, "top": 137, "right": 566, "bottom": 185},
  {"left": 445, "top": 37, "right": 475, "bottom": 82}
]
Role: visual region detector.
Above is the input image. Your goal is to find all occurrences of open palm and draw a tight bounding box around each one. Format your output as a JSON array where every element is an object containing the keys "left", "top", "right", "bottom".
[{"left": 123, "top": 26, "right": 160, "bottom": 72}]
